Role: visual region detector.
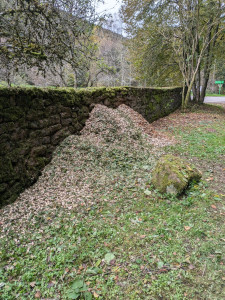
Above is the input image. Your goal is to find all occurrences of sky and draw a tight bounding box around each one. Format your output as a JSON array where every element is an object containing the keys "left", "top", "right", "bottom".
[{"left": 96, "top": 0, "right": 122, "bottom": 15}]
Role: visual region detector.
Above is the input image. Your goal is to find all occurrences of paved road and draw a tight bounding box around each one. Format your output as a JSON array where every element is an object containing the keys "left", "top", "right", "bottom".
[{"left": 204, "top": 96, "right": 225, "bottom": 103}]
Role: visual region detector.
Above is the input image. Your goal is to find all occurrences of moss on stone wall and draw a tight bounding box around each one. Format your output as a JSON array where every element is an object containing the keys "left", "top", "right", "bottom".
[{"left": 0, "top": 86, "right": 182, "bottom": 206}]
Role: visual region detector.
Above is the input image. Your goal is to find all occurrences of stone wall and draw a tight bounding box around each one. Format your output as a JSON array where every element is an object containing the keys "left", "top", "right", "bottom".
[{"left": 0, "top": 86, "right": 182, "bottom": 206}]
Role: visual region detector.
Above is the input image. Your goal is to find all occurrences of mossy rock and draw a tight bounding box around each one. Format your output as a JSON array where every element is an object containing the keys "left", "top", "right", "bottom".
[{"left": 152, "top": 155, "right": 202, "bottom": 195}]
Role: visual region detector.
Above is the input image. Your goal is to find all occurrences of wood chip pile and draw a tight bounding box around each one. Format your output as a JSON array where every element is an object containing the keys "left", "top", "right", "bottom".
[{"left": 0, "top": 104, "right": 172, "bottom": 238}]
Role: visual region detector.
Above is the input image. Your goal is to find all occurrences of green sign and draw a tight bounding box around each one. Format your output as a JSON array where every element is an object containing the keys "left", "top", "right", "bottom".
[{"left": 215, "top": 81, "right": 224, "bottom": 94}]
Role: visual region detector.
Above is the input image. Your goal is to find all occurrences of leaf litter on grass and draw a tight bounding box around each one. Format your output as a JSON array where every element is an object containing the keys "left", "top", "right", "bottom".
[
  {"left": 1, "top": 103, "right": 224, "bottom": 299},
  {"left": 1, "top": 104, "right": 172, "bottom": 240},
  {"left": 0, "top": 104, "right": 177, "bottom": 299}
]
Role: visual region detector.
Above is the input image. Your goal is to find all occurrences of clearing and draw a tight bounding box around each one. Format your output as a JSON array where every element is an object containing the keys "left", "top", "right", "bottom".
[{"left": 0, "top": 103, "right": 225, "bottom": 299}]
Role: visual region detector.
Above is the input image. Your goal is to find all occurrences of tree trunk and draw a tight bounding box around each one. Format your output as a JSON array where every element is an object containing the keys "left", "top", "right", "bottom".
[
  {"left": 199, "top": 22, "right": 219, "bottom": 103},
  {"left": 199, "top": 43, "right": 211, "bottom": 103},
  {"left": 74, "top": 71, "right": 77, "bottom": 88},
  {"left": 200, "top": 75, "right": 209, "bottom": 103},
  {"left": 196, "top": 67, "right": 201, "bottom": 102},
  {"left": 192, "top": 81, "right": 197, "bottom": 102},
  {"left": 182, "top": 66, "right": 201, "bottom": 111},
  {"left": 6, "top": 72, "right": 11, "bottom": 87},
  {"left": 181, "top": 81, "right": 186, "bottom": 109}
]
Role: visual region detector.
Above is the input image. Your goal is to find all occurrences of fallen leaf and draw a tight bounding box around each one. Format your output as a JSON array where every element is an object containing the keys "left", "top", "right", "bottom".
[
  {"left": 93, "top": 291, "right": 99, "bottom": 298},
  {"left": 185, "top": 256, "right": 191, "bottom": 263},
  {"left": 206, "top": 177, "right": 214, "bottom": 181},
  {"left": 47, "top": 281, "right": 55, "bottom": 288},
  {"left": 211, "top": 205, "right": 217, "bottom": 209},
  {"left": 140, "top": 235, "right": 146, "bottom": 239},
  {"left": 159, "top": 268, "right": 168, "bottom": 273},
  {"left": 184, "top": 226, "right": 191, "bottom": 231},
  {"left": 144, "top": 189, "right": 151, "bottom": 196},
  {"left": 104, "top": 253, "right": 115, "bottom": 264},
  {"left": 35, "top": 291, "right": 41, "bottom": 298},
  {"left": 157, "top": 261, "right": 164, "bottom": 268},
  {"left": 30, "top": 282, "right": 36, "bottom": 288},
  {"left": 188, "top": 264, "right": 195, "bottom": 270}
]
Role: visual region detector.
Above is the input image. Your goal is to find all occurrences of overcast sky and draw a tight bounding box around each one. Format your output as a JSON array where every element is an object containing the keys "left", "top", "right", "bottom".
[{"left": 96, "top": 0, "right": 122, "bottom": 14}]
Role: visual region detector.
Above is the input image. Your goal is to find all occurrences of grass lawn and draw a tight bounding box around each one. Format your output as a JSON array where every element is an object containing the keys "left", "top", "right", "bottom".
[
  {"left": 205, "top": 93, "right": 225, "bottom": 97},
  {"left": 0, "top": 104, "right": 225, "bottom": 299}
]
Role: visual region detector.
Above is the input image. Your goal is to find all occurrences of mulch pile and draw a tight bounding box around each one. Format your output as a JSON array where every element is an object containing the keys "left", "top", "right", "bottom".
[
  {"left": 81, "top": 104, "right": 173, "bottom": 147},
  {"left": 0, "top": 104, "right": 171, "bottom": 238}
]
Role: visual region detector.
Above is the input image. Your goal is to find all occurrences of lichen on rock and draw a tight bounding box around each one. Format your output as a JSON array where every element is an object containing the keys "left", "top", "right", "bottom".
[{"left": 151, "top": 154, "right": 202, "bottom": 195}]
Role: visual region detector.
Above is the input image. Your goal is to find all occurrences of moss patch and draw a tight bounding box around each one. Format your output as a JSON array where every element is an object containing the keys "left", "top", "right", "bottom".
[{"left": 152, "top": 154, "right": 202, "bottom": 195}]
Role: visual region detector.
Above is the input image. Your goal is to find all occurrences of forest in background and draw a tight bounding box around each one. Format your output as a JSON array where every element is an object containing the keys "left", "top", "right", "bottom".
[
  {"left": 0, "top": 1, "right": 134, "bottom": 88},
  {"left": 0, "top": 1, "right": 224, "bottom": 105}
]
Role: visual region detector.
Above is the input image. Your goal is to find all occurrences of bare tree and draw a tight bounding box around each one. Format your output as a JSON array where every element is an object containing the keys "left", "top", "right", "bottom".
[{"left": 0, "top": 0, "right": 102, "bottom": 86}]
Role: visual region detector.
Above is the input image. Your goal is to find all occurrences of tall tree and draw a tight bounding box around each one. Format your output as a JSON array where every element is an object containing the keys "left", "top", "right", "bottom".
[
  {"left": 0, "top": 0, "right": 102, "bottom": 86},
  {"left": 121, "top": 0, "right": 225, "bottom": 109}
]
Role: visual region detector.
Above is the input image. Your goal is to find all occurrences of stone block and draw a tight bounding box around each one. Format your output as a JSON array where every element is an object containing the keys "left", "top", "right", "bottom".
[
  {"left": 61, "top": 118, "right": 72, "bottom": 126},
  {"left": 41, "top": 124, "right": 62, "bottom": 136},
  {"left": 51, "top": 129, "right": 69, "bottom": 145},
  {"left": 152, "top": 155, "right": 202, "bottom": 195},
  {"left": 31, "top": 145, "right": 47, "bottom": 157},
  {"left": 61, "top": 112, "right": 72, "bottom": 119}
]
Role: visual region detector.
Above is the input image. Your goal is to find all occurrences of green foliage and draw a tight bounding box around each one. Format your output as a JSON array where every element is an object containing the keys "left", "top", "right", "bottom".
[
  {"left": 67, "top": 74, "right": 75, "bottom": 88},
  {"left": 67, "top": 279, "right": 92, "bottom": 299},
  {"left": 167, "top": 122, "right": 225, "bottom": 161},
  {"left": 104, "top": 253, "right": 115, "bottom": 264},
  {"left": 0, "top": 104, "right": 224, "bottom": 299},
  {"left": 121, "top": 0, "right": 225, "bottom": 107}
]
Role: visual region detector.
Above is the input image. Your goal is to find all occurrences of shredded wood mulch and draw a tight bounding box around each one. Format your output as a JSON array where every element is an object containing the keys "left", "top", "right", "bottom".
[
  {"left": 81, "top": 104, "right": 173, "bottom": 147},
  {"left": 1, "top": 103, "right": 224, "bottom": 239},
  {"left": 0, "top": 104, "right": 171, "bottom": 238}
]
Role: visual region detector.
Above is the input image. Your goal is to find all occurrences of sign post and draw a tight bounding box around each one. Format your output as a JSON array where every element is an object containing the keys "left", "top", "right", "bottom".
[{"left": 215, "top": 81, "right": 224, "bottom": 95}]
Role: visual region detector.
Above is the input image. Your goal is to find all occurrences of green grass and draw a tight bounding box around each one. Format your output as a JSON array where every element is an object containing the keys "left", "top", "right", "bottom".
[
  {"left": 0, "top": 81, "right": 34, "bottom": 88},
  {"left": 166, "top": 122, "right": 225, "bottom": 161},
  {"left": 205, "top": 93, "right": 225, "bottom": 97},
  {"left": 1, "top": 184, "right": 224, "bottom": 299},
  {"left": 1, "top": 106, "right": 225, "bottom": 299}
]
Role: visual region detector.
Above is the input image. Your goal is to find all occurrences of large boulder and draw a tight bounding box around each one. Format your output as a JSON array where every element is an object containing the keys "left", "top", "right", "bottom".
[{"left": 152, "top": 154, "right": 202, "bottom": 195}]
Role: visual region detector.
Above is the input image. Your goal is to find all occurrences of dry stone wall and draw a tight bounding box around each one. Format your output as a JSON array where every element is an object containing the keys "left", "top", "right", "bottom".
[{"left": 0, "top": 86, "right": 182, "bottom": 206}]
